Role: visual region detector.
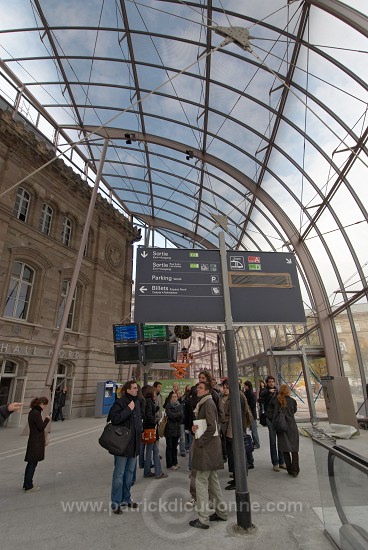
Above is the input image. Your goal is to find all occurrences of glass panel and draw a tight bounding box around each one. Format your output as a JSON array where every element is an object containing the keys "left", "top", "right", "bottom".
[
  {"left": 313, "top": 440, "right": 368, "bottom": 549},
  {"left": 4, "top": 361, "right": 16, "bottom": 374},
  {"left": 13, "top": 188, "right": 30, "bottom": 222},
  {"left": 40, "top": 203, "right": 53, "bottom": 235},
  {"left": 62, "top": 218, "right": 72, "bottom": 246},
  {"left": 4, "top": 262, "right": 34, "bottom": 320},
  {"left": 334, "top": 311, "right": 363, "bottom": 412},
  {"left": 57, "top": 281, "right": 77, "bottom": 330}
]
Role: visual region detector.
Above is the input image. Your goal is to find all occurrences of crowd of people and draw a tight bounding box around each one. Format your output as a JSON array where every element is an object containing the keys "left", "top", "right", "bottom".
[
  {"left": 0, "top": 371, "right": 300, "bottom": 529},
  {"left": 105, "top": 370, "right": 300, "bottom": 527}
]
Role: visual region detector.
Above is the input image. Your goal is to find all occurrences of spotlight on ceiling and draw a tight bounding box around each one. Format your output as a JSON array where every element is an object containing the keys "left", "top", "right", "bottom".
[
  {"left": 125, "top": 133, "right": 132, "bottom": 145},
  {"left": 186, "top": 150, "right": 193, "bottom": 161}
]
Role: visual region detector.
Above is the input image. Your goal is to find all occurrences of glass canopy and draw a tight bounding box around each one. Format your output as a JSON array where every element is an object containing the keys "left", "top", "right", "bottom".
[{"left": 1, "top": 1, "right": 367, "bottom": 399}]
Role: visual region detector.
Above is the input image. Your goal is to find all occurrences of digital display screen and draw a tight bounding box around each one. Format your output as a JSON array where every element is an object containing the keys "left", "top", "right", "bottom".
[
  {"left": 141, "top": 324, "right": 169, "bottom": 341},
  {"left": 142, "top": 342, "right": 171, "bottom": 363},
  {"left": 113, "top": 323, "right": 140, "bottom": 343},
  {"left": 114, "top": 344, "right": 141, "bottom": 364}
]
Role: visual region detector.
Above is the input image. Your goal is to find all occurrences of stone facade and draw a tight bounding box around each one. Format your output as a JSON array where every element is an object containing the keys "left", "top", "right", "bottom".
[{"left": 0, "top": 108, "right": 141, "bottom": 423}]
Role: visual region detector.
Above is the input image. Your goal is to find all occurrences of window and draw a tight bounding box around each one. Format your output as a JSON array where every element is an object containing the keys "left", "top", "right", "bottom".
[
  {"left": 4, "top": 262, "right": 34, "bottom": 320},
  {"left": 56, "top": 280, "right": 77, "bottom": 330},
  {"left": 13, "top": 187, "right": 30, "bottom": 222},
  {"left": 61, "top": 217, "right": 72, "bottom": 246},
  {"left": 39, "top": 203, "right": 53, "bottom": 235}
]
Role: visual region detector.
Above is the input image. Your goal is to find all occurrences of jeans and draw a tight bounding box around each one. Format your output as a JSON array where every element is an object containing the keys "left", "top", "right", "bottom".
[
  {"left": 266, "top": 418, "right": 284, "bottom": 465},
  {"left": 226, "top": 432, "right": 254, "bottom": 473},
  {"left": 139, "top": 441, "right": 145, "bottom": 469},
  {"left": 111, "top": 456, "right": 137, "bottom": 509},
  {"left": 144, "top": 442, "right": 162, "bottom": 477},
  {"left": 23, "top": 461, "right": 38, "bottom": 490},
  {"left": 250, "top": 419, "right": 260, "bottom": 447}
]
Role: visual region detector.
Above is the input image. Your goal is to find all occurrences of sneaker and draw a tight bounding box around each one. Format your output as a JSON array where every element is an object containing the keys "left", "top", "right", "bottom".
[
  {"left": 24, "top": 485, "right": 40, "bottom": 493},
  {"left": 185, "top": 498, "right": 196, "bottom": 506},
  {"left": 155, "top": 473, "right": 168, "bottom": 479},
  {"left": 248, "top": 464, "right": 254, "bottom": 470},
  {"left": 273, "top": 464, "right": 280, "bottom": 472},
  {"left": 279, "top": 464, "right": 287, "bottom": 470},
  {"left": 144, "top": 472, "right": 156, "bottom": 478}
]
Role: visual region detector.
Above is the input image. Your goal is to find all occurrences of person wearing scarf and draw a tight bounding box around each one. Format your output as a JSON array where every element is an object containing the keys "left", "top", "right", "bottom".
[
  {"left": 164, "top": 391, "right": 183, "bottom": 469},
  {"left": 189, "top": 381, "right": 227, "bottom": 529}
]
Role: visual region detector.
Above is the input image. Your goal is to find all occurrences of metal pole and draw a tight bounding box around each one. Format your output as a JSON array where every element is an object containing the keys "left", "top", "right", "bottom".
[
  {"left": 301, "top": 346, "right": 318, "bottom": 424},
  {"left": 45, "top": 138, "right": 109, "bottom": 388},
  {"left": 219, "top": 231, "right": 252, "bottom": 530}
]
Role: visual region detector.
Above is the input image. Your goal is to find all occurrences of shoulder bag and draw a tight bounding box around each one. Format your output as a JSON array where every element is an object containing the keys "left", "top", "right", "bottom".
[
  {"left": 157, "top": 412, "right": 168, "bottom": 438},
  {"left": 259, "top": 411, "right": 267, "bottom": 426},
  {"left": 243, "top": 432, "right": 254, "bottom": 454},
  {"left": 141, "top": 428, "right": 157, "bottom": 444},
  {"left": 98, "top": 422, "right": 131, "bottom": 455},
  {"left": 272, "top": 408, "right": 288, "bottom": 433}
]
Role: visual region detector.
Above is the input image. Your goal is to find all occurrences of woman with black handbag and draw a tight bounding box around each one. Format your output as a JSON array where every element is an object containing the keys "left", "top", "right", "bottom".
[{"left": 268, "top": 384, "right": 300, "bottom": 477}]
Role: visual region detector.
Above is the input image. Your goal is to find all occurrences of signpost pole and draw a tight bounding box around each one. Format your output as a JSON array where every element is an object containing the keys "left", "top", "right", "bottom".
[{"left": 219, "top": 231, "right": 253, "bottom": 530}]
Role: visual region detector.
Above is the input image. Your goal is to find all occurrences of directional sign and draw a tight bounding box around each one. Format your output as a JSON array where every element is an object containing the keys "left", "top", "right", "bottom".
[
  {"left": 227, "top": 251, "right": 305, "bottom": 324},
  {"left": 134, "top": 248, "right": 305, "bottom": 324},
  {"left": 134, "top": 248, "right": 224, "bottom": 323}
]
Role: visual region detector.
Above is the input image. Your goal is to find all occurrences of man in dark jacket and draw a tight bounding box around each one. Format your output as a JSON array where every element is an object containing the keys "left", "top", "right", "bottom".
[
  {"left": 108, "top": 380, "right": 142, "bottom": 514},
  {"left": 259, "top": 375, "right": 285, "bottom": 471},
  {"left": 0, "top": 402, "right": 23, "bottom": 426}
]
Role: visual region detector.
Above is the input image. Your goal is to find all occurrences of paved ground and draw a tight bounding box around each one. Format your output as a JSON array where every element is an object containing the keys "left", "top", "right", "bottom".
[{"left": 1, "top": 418, "right": 366, "bottom": 550}]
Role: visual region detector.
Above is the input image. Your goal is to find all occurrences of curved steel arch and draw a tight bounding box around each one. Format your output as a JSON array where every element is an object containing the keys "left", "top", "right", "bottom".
[
  {"left": 1, "top": 1, "right": 367, "bottom": 387},
  {"left": 80, "top": 124, "right": 340, "bottom": 372}
]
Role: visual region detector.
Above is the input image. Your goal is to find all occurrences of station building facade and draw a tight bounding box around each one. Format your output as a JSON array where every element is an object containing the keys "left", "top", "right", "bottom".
[{"left": 0, "top": 107, "right": 140, "bottom": 424}]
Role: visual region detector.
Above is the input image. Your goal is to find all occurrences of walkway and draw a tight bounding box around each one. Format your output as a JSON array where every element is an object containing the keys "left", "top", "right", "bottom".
[{"left": 2, "top": 418, "right": 365, "bottom": 550}]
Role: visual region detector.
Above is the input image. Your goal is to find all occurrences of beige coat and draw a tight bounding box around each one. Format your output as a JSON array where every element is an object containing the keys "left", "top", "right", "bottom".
[{"left": 191, "top": 396, "right": 224, "bottom": 472}]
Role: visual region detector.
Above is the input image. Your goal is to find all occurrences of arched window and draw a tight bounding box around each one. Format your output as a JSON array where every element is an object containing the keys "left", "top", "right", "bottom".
[
  {"left": 39, "top": 203, "right": 53, "bottom": 235},
  {"left": 13, "top": 187, "right": 30, "bottom": 222},
  {"left": 4, "top": 262, "right": 34, "bottom": 320},
  {"left": 56, "top": 280, "right": 77, "bottom": 330},
  {"left": 61, "top": 216, "right": 72, "bottom": 246}
]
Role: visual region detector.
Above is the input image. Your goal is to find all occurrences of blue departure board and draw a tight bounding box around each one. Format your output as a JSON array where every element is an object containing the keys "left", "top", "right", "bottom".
[{"left": 113, "top": 323, "right": 140, "bottom": 343}]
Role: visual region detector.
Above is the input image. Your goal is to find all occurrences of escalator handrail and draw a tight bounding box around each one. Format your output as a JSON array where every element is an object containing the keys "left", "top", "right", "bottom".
[
  {"left": 313, "top": 437, "right": 368, "bottom": 528},
  {"left": 312, "top": 437, "right": 368, "bottom": 475},
  {"left": 332, "top": 445, "right": 368, "bottom": 468}
]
